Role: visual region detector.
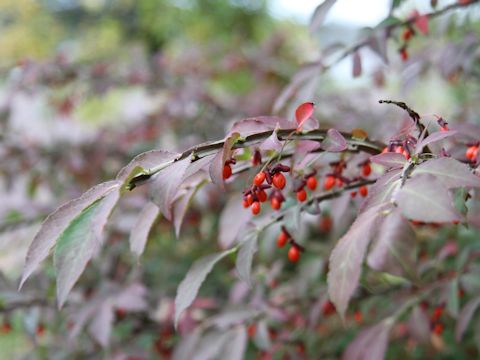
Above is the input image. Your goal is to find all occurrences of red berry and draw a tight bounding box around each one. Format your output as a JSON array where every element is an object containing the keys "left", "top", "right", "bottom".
[
  {"left": 400, "top": 48, "right": 408, "bottom": 61},
  {"left": 431, "top": 306, "right": 444, "bottom": 321},
  {"left": 466, "top": 145, "right": 478, "bottom": 160},
  {"left": 354, "top": 311, "right": 363, "bottom": 323},
  {"left": 458, "top": 288, "right": 465, "bottom": 298},
  {"left": 253, "top": 172, "right": 266, "bottom": 186},
  {"left": 36, "top": 324, "right": 45, "bottom": 336},
  {"left": 296, "top": 189, "right": 307, "bottom": 202},
  {"left": 362, "top": 163, "right": 371, "bottom": 177},
  {"left": 440, "top": 126, "right": 449, "bottom": 132},
  {"left": 1, "top": 322, "right": 11, "bottom": 334},
  {"left": 247, "top": 194, "right": 254, "bottom": 206},
  {"left": 432, "top": 323, "right": 444, "bottom": 335},
  {"left": 359, "top": 185, "right": 368, "bottom": 197},
  {"left": 251, "top": 201, "right": 261, "bottom": 215},
  {"left": 222, "top": 164, "right": 232, "bottom": 180},
  {"left": 271, "top": 197, "right": 281, "bottom": 210},
  {"left": 306, "top": 176, "right": 317, "bottom": 191},
  {"left": 319, "top": 216, "right": 332, "bottom": 233},
  {"left": 272, "top": 173, "right": 286, "bottom": 189},
  {"left": 277, "top": 231, "right": 288, "bottom": 248},
  {"left": 322, "top": 301, "right": 336, "bottom": 316},
  {"left": 402, "top": 28, "right": 413, "bottom": 41},
  {"left": 288, "top": 246, "right": 300, "bottom": 263},
  {"left": 247, "top": 324, "right": 256, "bottom": 338},
  {"left": 242, "top": 199, "right": 249, "bottom": 208},
  {"left": 324, "top": 175, "right": 335, "bottom": 190},
  {"left": 336, "top": 178, "right": 344, "bottom": 188},
  {"left": 350, "top": 191, "right": 357, "bottom": 198},
  {"left": 257, "top": 190, "right": 267, "bottom": 203}
]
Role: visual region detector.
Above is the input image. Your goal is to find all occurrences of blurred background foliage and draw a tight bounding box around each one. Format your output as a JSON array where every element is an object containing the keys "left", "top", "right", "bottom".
[{"left": 1, "top": 0, "right": 480, "bottom": 358}]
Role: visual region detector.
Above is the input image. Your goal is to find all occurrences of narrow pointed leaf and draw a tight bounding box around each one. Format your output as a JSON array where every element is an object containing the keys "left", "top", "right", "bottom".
[
  {"left": 129, "top": 202, "right": 160, "bottom": 257},
  {"left": 54, "top": 187, "right": 120, "bottom": 307},
  {"left": 20, "top": 181, "right": 120, "bottom": 290},
  {"left": 455, "top": 295, "right": 480, "bottom": 342},
  {"left": 415, "top": 130, "right": 457, "bottom": 154},
  {"left": 174, "top": 248, "right": 235, "bottom": 327},
  {"left": 235, "top": 229, "right": 258, "bottom": 286},
  {"left": 173, "top": 179, "right": 204, "bottom": 239},
  {"left": 328, "top": 204, "right": 386, "bottom": 319},
  {"left": 310, "top": 0, "right": 337, "bottom": 32}
]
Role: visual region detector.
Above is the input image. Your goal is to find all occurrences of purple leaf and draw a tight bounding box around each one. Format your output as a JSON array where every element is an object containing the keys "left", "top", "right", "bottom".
[
  {"left": 396, "top": 174, "right": 462, "bottom": 223},
  {"left": 113, "top": 283, "right": 148, "bottom": 311},
  {"left": 230, "top": 116, "right": 290, "bottom": 134},
  {"left": 352, "top": 51, "right": 362, "bottom": 78},
  {"left": 19, "top": 181, "right": 120, "bottom": 290},
  {"left": 218, "top": 194, "right": 252, "bottom": 249},
  {"left": 116, "top": 150, "right": 178, "bottom": 184},
  {"left": 328, "top": 204, "right": 386, "bottom": 319},
  {"left": 310, "top": 0, "right": 337, "bottom": 32},
  {"left": 209, "top": 133, "right": 240, "bottom": 186},
  {"left": 150, "top": 157, "right": 190, "bottom": 220},
  {"left": 88, "top": 301, "right": 114, "bottom": 347},
  {"left": 412, "top": 157, "right": 480, "bottom": 189},
  {"left": 258, "top": 129, "right": 283, "bottom": 153},
  {"left": 173, "top": 173, "right": 207, "bottom": 238},
  {"left": 370, "top": 153, "right": 407, "bottom": 169},
  {"left": 219, "top": 326, "right": 247, "bottom": 360},
  {"left": 455, "top": 295, "right": 480, "bottom": 342},
  {"left": 235, "top": 228, "right": 258, "bottom": 286},
  {"left": 174, "top": 248, "right": 235, "bottom": 327},
  {"left": 342, "top": 320, "right": 392, "bottom": 360},
  {"left": 54, "top": 186, "right": 120, "bottom": 307},
  {"left": 415, "top": 130, "right": 457, "bottom": 154},
  {"left": 321, "top": 129, "right": 347, "bottom": 152},
  {"left": 360, "top": 170, "right": 401, "bottom": 212},
  {"left": 407, "top": 306, "right": 431, "bottom": 344},
  {"left": 129, "top": 202, "right": 160, "bottom": 257},
  {"left": 367, "top": 209, "right": 416, "bottom": 277}
]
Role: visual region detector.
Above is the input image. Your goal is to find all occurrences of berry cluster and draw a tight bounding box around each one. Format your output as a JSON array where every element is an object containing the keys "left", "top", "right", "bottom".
[
  {"left": 242, "top": 163, "right": 290, "bottom": 215},
  {"left": 294, "top": 172, "right": 318, "bottom": 203},
  {"left": 276, "top": 227, "right": 305, "bottom": 263}
]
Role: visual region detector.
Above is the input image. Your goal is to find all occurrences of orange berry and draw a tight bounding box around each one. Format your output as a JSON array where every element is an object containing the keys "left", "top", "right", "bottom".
[
  {"left": 253, "top": 172, "right": 266, "bottom": 186},
  {"left": 272, "top": 173, "right": 286, "bottom": 189},
  {"left": 306, "top": 176, "right": 317, "bottom": 191},
  {"left": 271, "top": 197, "right": 281, "bottom": 210},
  {"left": 288, "top": 246, "right": 300, "bottom": 263},
  {"left": 359, "top": 185, "right": 368, "bottom": 197},
  {"left": 277, "top": 231, "right": 289, "bottom": 248},
  {"left": 251, "top": 201, "right": 261, "bottom": 215},
  {"left": 362, "top": 163, "right": 371, "bottom": 177},
  {"left": 296, "top": 189, "right": 307, "bottom": 202},
  {"left": 466, "top": 145, "right": 478, "bottom": 160},
  {"left": 324, "top": 175, "right": 335, "bottom": 190},
  {"left": 222, "top": 164, "right": 232, "bottom": 180}
]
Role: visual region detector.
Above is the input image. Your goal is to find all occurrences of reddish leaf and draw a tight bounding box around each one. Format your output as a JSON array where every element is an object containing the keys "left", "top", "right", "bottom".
[
  {"left": 455, "top": 295, "right": 480, "bottom": 342},
  {"left": 352, "top": 51, "right": 362, "bottom": 78},
  {"left": 415, "top": 14, "right": 429, "bottom": 35},
  {"left": 396, "top": 174, "right": 462, "bottom": 223},
  {"left": 129, "top": 202, "right": 160, "bottom": 257},
  {"left": 295, "top": 102, "right": 315, "bottom": 130},
  {"left": 328, "top": 204, "right": 387, "bottom": 319}
]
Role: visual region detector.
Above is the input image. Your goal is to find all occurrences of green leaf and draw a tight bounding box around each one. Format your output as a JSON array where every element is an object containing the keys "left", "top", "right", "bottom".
[{"left": 54, "top": 188, "right": 120, "bottom": 308}]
